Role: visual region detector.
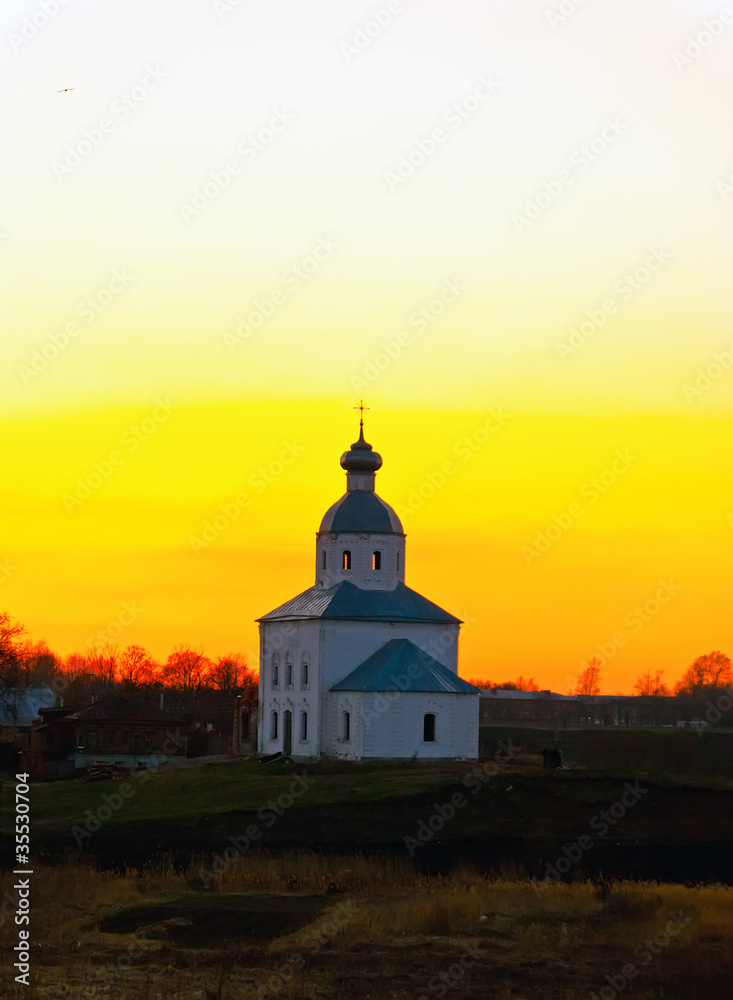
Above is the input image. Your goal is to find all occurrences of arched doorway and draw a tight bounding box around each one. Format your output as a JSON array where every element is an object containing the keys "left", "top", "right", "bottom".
[{"left": 283, "top": 710, "right": 293, "bottom": 756}]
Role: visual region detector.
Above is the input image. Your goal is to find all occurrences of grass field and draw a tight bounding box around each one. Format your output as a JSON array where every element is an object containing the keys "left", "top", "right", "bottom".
[
  {"left": 5, "top": 758, "right": 473, "bottom": 832},
  {"left": 2, "top": 853, "right": 732, "bottom": 999},
  {"left": 4, "top": 758, "right": 733, "bottom": 996},
  {"left": 4, "top": 756, "right": 733, "bottom": 863}
]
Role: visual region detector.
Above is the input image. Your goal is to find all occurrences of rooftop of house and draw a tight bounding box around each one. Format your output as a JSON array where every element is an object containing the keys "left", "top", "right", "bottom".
[{"left": 37, "top": 694, "right": 187, "bottom": 725}]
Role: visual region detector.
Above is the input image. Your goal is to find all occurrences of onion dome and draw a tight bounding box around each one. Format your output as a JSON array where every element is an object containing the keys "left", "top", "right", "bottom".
[
  {"left": 340, "top": 425, "right": 382, "bottom": 474},
  {"left": 318, "top": 414, "right": 403, "bottom": 534}
]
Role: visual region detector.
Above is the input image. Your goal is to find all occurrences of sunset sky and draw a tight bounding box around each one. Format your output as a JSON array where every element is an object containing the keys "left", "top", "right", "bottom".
[{"left": 2, "top": 0, "right": 732, "bottom": 693}]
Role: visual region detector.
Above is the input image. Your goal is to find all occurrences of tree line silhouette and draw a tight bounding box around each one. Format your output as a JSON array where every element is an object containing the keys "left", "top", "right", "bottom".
[
  {"left": 0, "top": 610, "right": 257, "bottom": 711},
  {"left": 2, "top": 609, "right": 730, "bottom": 706},
  {"left": 574, "top": 651, "right": 732, "bottom": 697},
  {"left": 471, "top": 652, "right": 732, "bottom": 698}
]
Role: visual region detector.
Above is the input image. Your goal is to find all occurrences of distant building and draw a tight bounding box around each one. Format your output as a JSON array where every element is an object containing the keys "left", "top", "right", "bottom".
[
  {"left": 232, "top": 690, "right": 258, "bottom": 757},
  {"left": 478, "top": 689, "right": 685, "bottom": 728},
  {"left": 256, "top": 418, "right": 479, "bottom": 760},
  {"left": 20, "top": 693, "right": 190, "bottom": 781}
]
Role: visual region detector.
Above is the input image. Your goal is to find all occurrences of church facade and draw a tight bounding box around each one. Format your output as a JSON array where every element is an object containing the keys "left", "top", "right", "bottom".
[{"left": 256, "top": 420, "right": 479, "bottom": 761}]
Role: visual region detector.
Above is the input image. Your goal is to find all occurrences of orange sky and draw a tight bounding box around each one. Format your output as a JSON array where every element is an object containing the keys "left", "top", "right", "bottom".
[
  {"left": 3, "top": 401, "right": 732, "bottom": 694},
  {"left": 1, "top": 0, "right": 732, "bottom": 693}
]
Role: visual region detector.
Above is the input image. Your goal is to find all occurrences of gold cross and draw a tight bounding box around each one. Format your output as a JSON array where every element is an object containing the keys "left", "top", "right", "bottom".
[{"left": 354, "top": 400, "right": 370, "bottom": 428}]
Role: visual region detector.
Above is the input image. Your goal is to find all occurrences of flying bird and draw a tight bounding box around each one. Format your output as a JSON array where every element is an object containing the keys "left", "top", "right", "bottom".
[{"left": 57, "top": 88, "right": 75, "bottom": 93}]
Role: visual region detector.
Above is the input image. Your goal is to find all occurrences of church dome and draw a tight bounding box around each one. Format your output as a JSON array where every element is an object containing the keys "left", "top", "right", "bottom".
[
  {"left": 319, "top": 491, "right": 403, "bottom": 534},
  {"left": 319, "top": 414, "right": 404, "bottom": 535},
  {"left": 340, "top": 426, "right": 382, "bottom": 474}
]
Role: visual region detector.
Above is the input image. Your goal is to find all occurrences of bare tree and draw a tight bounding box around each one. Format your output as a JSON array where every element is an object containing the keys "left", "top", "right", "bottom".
[
  {"left": 494, "top": 675, "right": 540, "bottom": 692},
  {"left": 206, "top": 652, "right": 256, "bottom": 696},
  {"left": 633, "top": 669, "right": 670, "bottom": 697},
  {"left": 0, "top": 611, "right": 27, "bottom": 677},
  {"left": 60, "top": 653, "right": 103, "bottom": 706},
  {"left": 517, "top": 675, "right": 539, "bottom": 692},
  {"left": 86, "top": 643, "right": 118, "bottom": 693},
  {"left": 467, "top": 675, "right": 539, "bottom": 691},
  {"left": 0, "top": 612, "right": 29, "bottom": 723},
  {"left": 117, "top": 645, "right": 156, "bottom": 690},
  {"left": 64, "top": 652, "right": 90, "bottom": 678},
  {"left": 576, "top": 657, "right": 602, "bottom": 696},
  {"left": 675, "top": 651, "right": 732, "bottom": 696},
  {"left": 161, "top": 645, "right": 211, "bottom": 706},
  {"left": 22, "top": 640, "right": 61, "bottom": 686}
]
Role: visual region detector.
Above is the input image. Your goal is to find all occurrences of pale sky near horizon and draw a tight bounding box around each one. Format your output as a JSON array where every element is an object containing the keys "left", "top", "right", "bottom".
[{"left": 1, "top": 0, "right": 732, "bottom": 691}]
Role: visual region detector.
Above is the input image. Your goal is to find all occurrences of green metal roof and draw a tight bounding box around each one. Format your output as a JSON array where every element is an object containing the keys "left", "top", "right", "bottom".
[
  {"left": 319, "top": 490, "right": 403, "bottom": 534},
  {"left": 330, "top": 638, "right": 479, "bottom": 693},
  {"left": 257, "top": 581, "right": 460, "bottom": 624}
]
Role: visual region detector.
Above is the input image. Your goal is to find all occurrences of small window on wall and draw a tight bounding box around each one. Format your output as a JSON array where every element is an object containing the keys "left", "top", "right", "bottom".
[
  {"left": 301, "top": 662, "right": 309, "bottom": 687},
  {"left": 285, "top": 662, "right": 293, "bottom": 687},
  {"left": 322, "top": 550, "right": 327, "bottom": 569},
  {"left": 342, "top": 711, "right": 351, "bottom": 742},
  {"left": 423, "top": 713, "right": 436, "bottom": 742},
  {"left": 372, "top": 550, "right": 382, "bottom": 570},
  {"left": 300, "top": 711, "right": 308, "bottom": 742},
  {"left": 342, "top": 550, "right": 352, "bottom": 570},
  {"left": 272, "top": 656, "right": 279, "bottom": 688},
  {"left": 396, "top": 550, "right": 401, "bottom": 571},
  {"left": 270, "top": 711, "right": 278, "bottom": 741}
]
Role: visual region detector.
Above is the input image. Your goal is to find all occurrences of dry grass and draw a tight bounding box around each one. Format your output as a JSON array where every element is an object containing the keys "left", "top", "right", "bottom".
[
  {"left": 187, "top": 847, "right": 419, "bottom": 894},
  {"left": 1, "top": 856, "right": 732, "bottom": 999}
]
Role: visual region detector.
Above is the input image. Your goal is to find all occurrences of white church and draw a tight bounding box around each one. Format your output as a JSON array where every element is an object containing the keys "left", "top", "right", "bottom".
[{"left": 256, "top": 415, "right": 479, "bottom": 761}]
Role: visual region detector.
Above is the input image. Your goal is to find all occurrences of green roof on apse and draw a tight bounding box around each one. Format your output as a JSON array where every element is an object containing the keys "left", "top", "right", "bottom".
[{"left": 330, "top": 638, "right": 479, "bottom": 693}]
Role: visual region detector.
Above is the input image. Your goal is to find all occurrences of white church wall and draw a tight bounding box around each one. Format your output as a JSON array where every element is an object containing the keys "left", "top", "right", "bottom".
[
  {"left": 323, "top": 693, "right": 362, "bottom": 759},
  {"left": 320, "top": 619, "right": 460, "bottom": 691},
  {"left": 258, "top": 612, "right": 471, "bottom": 759},
  {"left": 258, "top": 619, "right": 322, "bottom": 757},
  {"left": 322, "top": 691, "right": 478, "bottom": 760},
  {"left": 315, "top": 531, "right": 405, "bottom": 590}
]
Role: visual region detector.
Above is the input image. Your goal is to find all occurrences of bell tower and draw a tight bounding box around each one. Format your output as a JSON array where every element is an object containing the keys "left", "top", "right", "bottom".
[{"left": 315, "top": 407, "right": 406, "bottom": 591}]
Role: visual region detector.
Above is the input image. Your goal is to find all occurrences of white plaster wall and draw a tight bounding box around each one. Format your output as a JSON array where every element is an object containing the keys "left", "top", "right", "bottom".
[
  {"left": 315, "top": 531, "right": 406, "bottom": 590},
  {"left": 322, "top": 691, "right": 478, "bottom": 760},
  {"left": 324, "top": 692, "right": 362, "bottom": 759},
  {"left": 320, "top": 619, "right": 460, "bottom": 691},
  {"left": 258, "top": 619, "right": 321, "bottom": 757},
  {"left": 258, "top": 617, "right": 463, "bottom": 758}
]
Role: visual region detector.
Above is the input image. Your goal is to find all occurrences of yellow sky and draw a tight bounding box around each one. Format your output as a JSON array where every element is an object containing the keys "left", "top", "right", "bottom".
[{"left": 1, "top": 0, "right": 731, "bottom": 691}]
